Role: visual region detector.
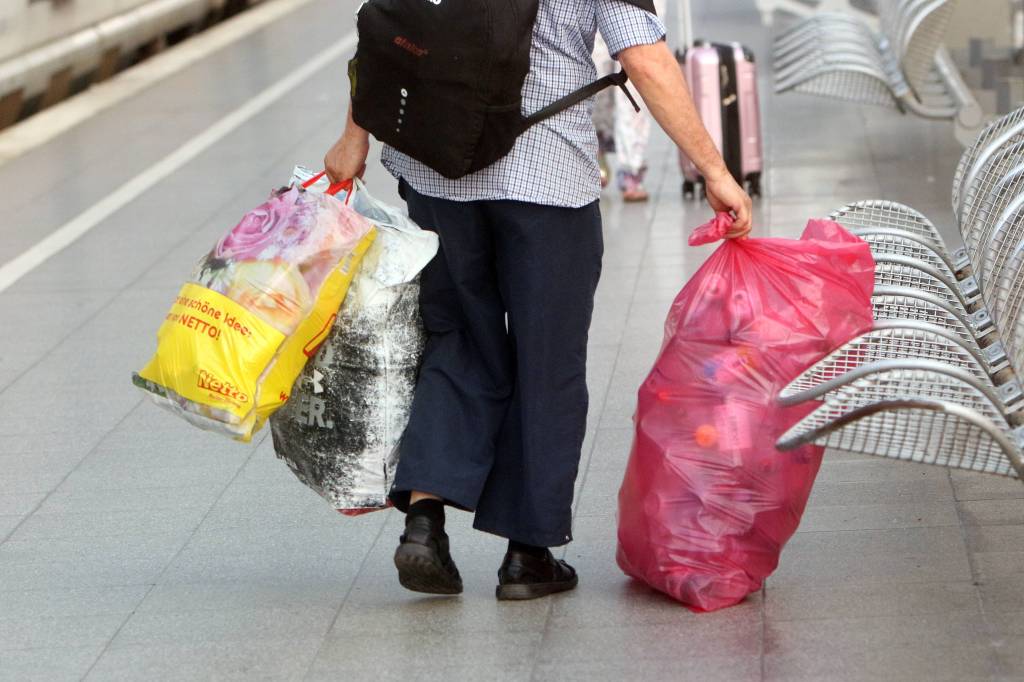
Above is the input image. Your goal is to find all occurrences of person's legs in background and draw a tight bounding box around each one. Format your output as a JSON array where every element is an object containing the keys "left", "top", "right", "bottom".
[
  {"left": 613, "top": 81, "right": 653, "bottom": 202},
  {"left": 592, "top": 31, "right": 616, "bottom": 189},
  {"left": 598, "top": 0, "right": 666, "bottom": 202}
]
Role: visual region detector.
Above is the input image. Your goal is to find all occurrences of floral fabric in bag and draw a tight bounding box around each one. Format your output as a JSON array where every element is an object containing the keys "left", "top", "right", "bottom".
[
  {"left": 134, "top": 182, "right": 376, "bottom": 441},
  {"left": 616, "top": 217, "right": 875, "bottom": 611}
]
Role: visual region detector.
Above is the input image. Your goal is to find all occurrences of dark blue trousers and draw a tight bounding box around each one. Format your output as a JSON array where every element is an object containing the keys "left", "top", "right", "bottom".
[{"left": 390, "top": 181, "right": 603, "bottom": 547}]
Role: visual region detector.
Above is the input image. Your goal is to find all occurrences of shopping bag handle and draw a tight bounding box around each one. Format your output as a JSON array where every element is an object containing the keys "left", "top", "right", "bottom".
[
  {"left": 302, "top": 171, "right": 353, "bottom": 198},
  {"left": 688, "top": 212, "right": 735, "bottom": 246}
]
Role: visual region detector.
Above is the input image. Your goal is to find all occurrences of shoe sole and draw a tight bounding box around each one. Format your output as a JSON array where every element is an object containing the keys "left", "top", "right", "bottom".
[
  {"left": 394, "top": 542, "right": 463, "bottom": 595},
  {"left": 495, "top": 575, "right": 579, "bottom": 601}
]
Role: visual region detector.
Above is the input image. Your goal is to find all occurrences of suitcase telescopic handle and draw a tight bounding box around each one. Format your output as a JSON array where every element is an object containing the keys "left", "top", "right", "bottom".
[{"left": 677, "top": 0, "right": 694, "bottom": 51}]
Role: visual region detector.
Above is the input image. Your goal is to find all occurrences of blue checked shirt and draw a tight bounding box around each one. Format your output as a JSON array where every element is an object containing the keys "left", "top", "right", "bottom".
[{"left": 380, "top": 0, "right": 666, "bottom": 208}]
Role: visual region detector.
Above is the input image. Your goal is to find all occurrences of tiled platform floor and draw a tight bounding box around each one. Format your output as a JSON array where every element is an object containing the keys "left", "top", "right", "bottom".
[{"left": 1, "top": 1, "right": 1022, "bottom": 680}]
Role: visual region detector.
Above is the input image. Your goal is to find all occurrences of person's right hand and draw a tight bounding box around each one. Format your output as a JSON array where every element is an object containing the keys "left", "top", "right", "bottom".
[
  {"left": 324, "top": 131, "right": 369, "bottom": 186},
  {"left": 324, "top": 106, "right": 371, "bottom": 185},
  {"left": 705, "top": 171, "right": 753, "bottom": 239}
]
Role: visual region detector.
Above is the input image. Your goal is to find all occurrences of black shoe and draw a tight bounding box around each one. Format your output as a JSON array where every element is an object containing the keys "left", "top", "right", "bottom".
[
  {"left": 496, "top": 549, "right": 578, "bottom": 601},
  {"left": 393, "top": 515, "right": 463, "bottom": 595}
]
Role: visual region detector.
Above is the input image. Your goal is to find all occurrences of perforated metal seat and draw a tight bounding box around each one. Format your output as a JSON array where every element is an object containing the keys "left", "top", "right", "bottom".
[
  {"left": 974, "top": 194, "right": 1024, "bottom": 312},
  {"left": 781, "top": 322, "right": 1004, "bottom": 400},
  {"left": 790, "top": 68, "right": 901, "bottom": 108},
  {"left": 778, "top": 400, "right": 1023, "bottom": 477},
  {"left": 953, "top": 107, "right": 1024, "bottom": 217},
  {"left": 941, "top": 116, "right": 1024, "bottom": 332},
  {"left": 959, "top": 142, "right": 1024, "bottom": 269},
  {"left": 828, "top": 198, "right": 993, "bottom": 313},
  {"left": 774, "top": 0, "right": 920, "bottom": 60},
  {"left": 857, "top": 232, "right": 957, "bottom": 279},
  {"left": 776, "top": 362, "right": 1024, "bottom": 477},
  {"left": 993, "top": 247, "right": 1024, "bottom": 337},
  {"left": 774, "top": 16, "right": 878, "bottom": 53},
  {"left": 987, "top": 249, "right": 1024, "bottom": 377},
  {"left": 775, "top": 36, "right": 879, "bottom": 73},
  {"left": 830, "top": 200, "right": 950, "bottom": 261},
  {"left": 774, "top": 13, "right": 876, "bottom": 53},
  {"left": 896, "top": 0, "right": 959, "bottom": 98},
  {"left": 774, "top": 43, "right": 894, "bottom": 80},
  {"left": 871, "top": 286, "right": 995, "bottom": 341},
  {"left": 873, "top": 255, "right": 978, "bottom": 311},
  {"left": 773, "top": 0, "right": 952, "bottom": 100},
  {"left": 773, "top": 0, "right": 981, "bottom": 141}
]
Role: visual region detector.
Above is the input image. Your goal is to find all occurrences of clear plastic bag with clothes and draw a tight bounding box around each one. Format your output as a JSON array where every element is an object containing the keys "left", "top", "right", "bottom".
[
  {"left": 616, "top": 216, "right": 875, "bottom": 612},
  {"left": 271, "top": 170, "right": 439, "bottom": 514}
]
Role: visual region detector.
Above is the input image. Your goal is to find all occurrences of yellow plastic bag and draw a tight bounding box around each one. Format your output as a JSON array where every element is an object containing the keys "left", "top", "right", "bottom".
[{"left": 134, "top": 178, "right": 376, "bottom": 441}]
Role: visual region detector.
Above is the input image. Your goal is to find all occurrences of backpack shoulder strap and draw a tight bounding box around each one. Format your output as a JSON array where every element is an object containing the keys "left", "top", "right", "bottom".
[
  {"left": 521, "top": 71, "right": 640, "bottom": 131},
  {"left": 522, "top": 0, "right": 658, "bottom": 130}
]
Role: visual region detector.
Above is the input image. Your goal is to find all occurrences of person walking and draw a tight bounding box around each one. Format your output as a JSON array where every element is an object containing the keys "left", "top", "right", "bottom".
[
  {"left": 592, "top": 0, "right": 667, "bottom": 202},
  {"left": 324, "top": 0, "right": 752, "bottom": 601}
]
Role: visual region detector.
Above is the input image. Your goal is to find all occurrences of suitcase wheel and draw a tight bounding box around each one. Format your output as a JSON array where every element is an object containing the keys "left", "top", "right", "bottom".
[
  {"left": 746, "top": 174, "right": 763, "bottom": 199},
  {"left": 683, "top": 180, "right": 696, "bottom": 200}
]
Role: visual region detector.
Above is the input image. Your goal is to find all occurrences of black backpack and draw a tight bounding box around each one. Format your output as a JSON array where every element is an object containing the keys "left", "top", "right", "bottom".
[{"left": 349, "top": 0, "right": 657, "bottom": 180}]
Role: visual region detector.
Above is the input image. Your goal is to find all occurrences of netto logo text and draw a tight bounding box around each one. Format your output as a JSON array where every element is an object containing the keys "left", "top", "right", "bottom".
[{"left": 197, "top": 370, "right": 249, "bottom": 404}]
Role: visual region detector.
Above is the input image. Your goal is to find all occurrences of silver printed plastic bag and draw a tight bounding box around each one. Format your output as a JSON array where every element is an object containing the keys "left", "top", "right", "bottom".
[{"left": 270, "top": 172, "right": 438, "bottom": 514}]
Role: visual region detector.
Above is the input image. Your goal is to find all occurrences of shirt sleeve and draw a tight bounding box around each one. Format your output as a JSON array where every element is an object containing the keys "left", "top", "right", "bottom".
[{"left": 596, "top": 0, "right": 667, "bottom": 59}]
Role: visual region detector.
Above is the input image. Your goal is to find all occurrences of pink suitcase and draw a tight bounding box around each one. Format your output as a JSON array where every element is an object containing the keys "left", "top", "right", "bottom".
[{"left": 677, "top": 42, "right": 763, "bottom": 199}]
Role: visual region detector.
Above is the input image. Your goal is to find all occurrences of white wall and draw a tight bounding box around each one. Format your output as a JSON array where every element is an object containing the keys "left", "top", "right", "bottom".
[{"left": 945, "top": 1, "right": 1016, "bottom": 54}]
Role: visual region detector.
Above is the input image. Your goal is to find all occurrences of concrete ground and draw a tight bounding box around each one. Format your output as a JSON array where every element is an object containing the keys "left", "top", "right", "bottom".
[{"left": 1, "top": 0, "right": 1023, "bottom": 680}]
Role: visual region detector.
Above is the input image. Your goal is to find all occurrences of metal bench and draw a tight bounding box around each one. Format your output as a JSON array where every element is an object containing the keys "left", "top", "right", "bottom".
[
  {"left": 956, "top": 119, "right": 1024, "bottom": 272},
  {"left": 755, "top": 0, "right": 879, "bottom": 28},
  {"left": 953, "top": 106, "right": 1024, "bottom": 216},
  {"left": 773, "top": 0, "right": 984, "bottom": 145},
  {"left": 777, "top": 363, "right": 1024, "bottom": 477},
  {"left": 782, "top": 322, "right": 1002, "bottom": 392},
  {"left": 774, "top": 106, "right": 1024, "bottom": 480}
]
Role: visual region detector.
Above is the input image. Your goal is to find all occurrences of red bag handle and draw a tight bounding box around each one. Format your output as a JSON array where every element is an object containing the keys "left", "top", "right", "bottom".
[{"left": 302, "top": 171, "right": 353, "bottom": 199}]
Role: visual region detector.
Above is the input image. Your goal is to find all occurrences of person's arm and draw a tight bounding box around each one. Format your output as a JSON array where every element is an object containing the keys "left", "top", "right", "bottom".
[
  {"left": 324, "top": 104, "right": 370, "bottom": 184},
  {"left": 618, "top": 41, "right": 752, "bottom": 237}
]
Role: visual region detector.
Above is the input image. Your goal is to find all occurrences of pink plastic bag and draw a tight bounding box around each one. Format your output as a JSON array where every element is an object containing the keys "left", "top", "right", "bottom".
[{"left": 616, "top": 215, "right": 875, "bottom": 612}]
